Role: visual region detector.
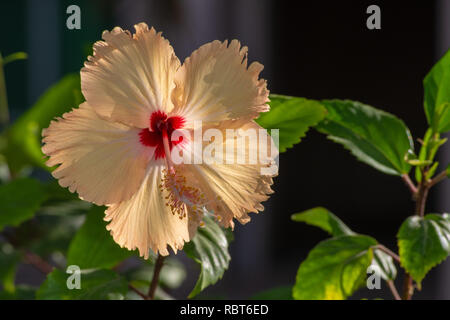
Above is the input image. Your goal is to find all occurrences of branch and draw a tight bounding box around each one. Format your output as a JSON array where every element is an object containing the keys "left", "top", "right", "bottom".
[
  {"left": 374, "top": 244, "right": 400, "bottom": 263},
  {"left": 414, "top": 179, "right": 429, "bottom": 218},
  {"left": 148, "top": 254, "right": 165, "bottom": 300},
  {"left": 402, "top": 274, "right": 414, "bottom": 300},
  {"left": 23, "top": 251, "right": 53, "bottom": 274},
  {"left": 427, "top": 170, "right": 448, "bottom": 189},
  {"left": 2, "top": 232, "right": 54, "bottom": 275},
  {"left": 401, "top": 174, "right": 418, "bottom": 195},
  {"left": 402, "top": 168, "right": 431, "bottom": 300},
  {"left": 128, "top": 284, "right": 149, "bottom": 300},
  {"left": 387, "top": 280, "right": 401, "bottom": 300}
]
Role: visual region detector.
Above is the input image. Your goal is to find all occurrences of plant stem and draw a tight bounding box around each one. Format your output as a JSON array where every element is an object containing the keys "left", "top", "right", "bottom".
[
  {"left": 402, "top": 275, "right": 414, "bottom": 300},
  {"left": 23, "top": 250, "right": 53, "bottom": 274},
  {"left": 402, "top": 169, "right": 431, "bottom": 300},
  {"left": 128, "top": 284, "right": 148, "bottom": 300},
  {"left": 387, "top": 280, "right": 401, "bottom": 300},
  {"left": 374, "top": 244, "right": 400, "bottom": 263},
  {"left": 428, "top": 170, "right": 448, "bottom": 189},
  {"left": 0, "top": 53, "right": 10, "bottom": 126},
  {"left": 414, "top": 178, "right": 429, "bottom": 218},
  {"left": 148, "top": 254, "right": 165, "bottom": 300},
  {"left": 401, "top": 174, "right": 418, "bottom": 195}
]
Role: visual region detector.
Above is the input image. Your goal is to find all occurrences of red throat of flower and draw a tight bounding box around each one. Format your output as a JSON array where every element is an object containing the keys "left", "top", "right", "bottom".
[
  {"left": 140, "top": 111, "right": 206, "bottom": 222},
  {"left": 139, "top": 111, "right": 185, "bottom": 159}
]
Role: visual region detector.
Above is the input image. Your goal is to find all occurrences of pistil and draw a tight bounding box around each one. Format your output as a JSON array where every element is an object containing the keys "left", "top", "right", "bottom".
[{"left": 160, "top": 127, "right": 206, "bottom": 223}]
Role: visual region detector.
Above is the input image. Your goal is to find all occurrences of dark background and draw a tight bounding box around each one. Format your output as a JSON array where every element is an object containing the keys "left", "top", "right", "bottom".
[{"left": 1, "top": 0, "right": 449, "bottom": 299}]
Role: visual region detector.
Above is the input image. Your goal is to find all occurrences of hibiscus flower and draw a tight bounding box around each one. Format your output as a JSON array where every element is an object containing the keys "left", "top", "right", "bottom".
[{"left": 42, "top": 23, "right": 276, "bottom": 258}]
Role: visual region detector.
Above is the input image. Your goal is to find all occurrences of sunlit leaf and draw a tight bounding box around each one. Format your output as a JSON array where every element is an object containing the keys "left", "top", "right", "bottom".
[
  {"left": 397, "top": 214, "right": 450, "bottom": 287},
  {"left": 291, "top": 207, "right": 354, "bottom": 236},
  {"left": 292, "top": 206, "right": 396, "bottom": 282},
  {"left": 316, "top": 100, "right": 413, "bottom": 175},
  {"left": 256, "top": 94, "right": 326, "bottom": 152},
  {"left": 423, "top": 49, "right": 450, "bottom": 132},
  {"left": 293, "top": 235, "right": 376, "bottom": 300}
]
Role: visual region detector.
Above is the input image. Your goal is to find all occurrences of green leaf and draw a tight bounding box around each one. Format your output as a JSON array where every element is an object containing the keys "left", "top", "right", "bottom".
[
  {"left": 184, "top": 216, "right": 231, "bottom": 298},
  {"left": 404, "top": 149, "right": 432, "bottom": 167},
  {"left": 425, "top": 162, "right": 439, "bottom": 181},
  {"left": 0, "top": 244, "right": 20, "bottom": 293},
  {"left": 67, "top": 205, "right": 135, "bottom": 269},
  {"left": 37, "top": 269, "right": 127, "bottom": 300},
  {"left": 293, "top": 235, "right": 376, "bottom": 300},
  {"left": 251, "top": 286, "right": 293, "bottom": 300},
  {"left": 28, "top": 214, "right": 85, "bottom": 257},
  {"left": 2, "top": 74, "right": 82, "bottom": 173},
  {"left": 2, "top": 52, "right": 27, "bottom": 66},
  {"left": 423, "top": 50, "right": 450, "bottom": 132},
  {"left": 292, "top": 207, "right": 397, "bottom": 281},
  {"left": 316, "top": 100, "right": 413, "bottom": 175},
  {"left": 0, "top": 178, "right": 47, "bottom": 231},
  {"left": 372, "top": 250, "right": 397, "bottom": 281},
  {"left": 291, "top": 207, "right": 354, "bottom": 236},
  {"left": 0, "top": 285, "right": 36, "bottom": 300},
  {"left": 256, "top": 94, "right": 326, "bottom": 153},
  {"left": 397, "top": 214, "right": 450, "bottom": 287}
]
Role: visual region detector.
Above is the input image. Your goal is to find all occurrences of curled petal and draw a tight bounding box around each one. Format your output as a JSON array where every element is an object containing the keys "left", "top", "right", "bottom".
[
  {"left": 81, "top": 23, "right": 180, "bottom": 128},
  {"left": 180, "top": 121, "right": 277, "bottom": 228},
  {"left": 42, "top": 103, "right": 151, "bottom": 205},
  {"left": 172, "top": 39, "right": 269, "bottom": 127}
]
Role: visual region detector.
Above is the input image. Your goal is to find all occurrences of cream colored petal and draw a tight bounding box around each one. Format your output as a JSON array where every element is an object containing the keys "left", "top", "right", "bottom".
[
  {"left": 81, "top": 23, "right": 180, "bottom": 128},
  {"left": 42, "top": 103, "right": 151, "bottom": 205},
  {"left": 104, "top": 165, "right": 197, "bottom": 257},
  {"left": 180, "top": 120, "right": 277, "bottom": 228},
  {"left": 171, "top": 39, "right": 269, "bottom": 127}
]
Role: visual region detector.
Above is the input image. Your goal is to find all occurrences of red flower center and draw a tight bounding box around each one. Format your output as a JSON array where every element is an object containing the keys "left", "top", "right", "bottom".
[{"left": 139, "top": 111, "right": 185, "bottom": 159}]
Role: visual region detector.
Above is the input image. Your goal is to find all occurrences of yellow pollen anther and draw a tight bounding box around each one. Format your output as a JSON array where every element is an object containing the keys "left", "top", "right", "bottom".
[{"left": 161, "top": 168, "right": 206, "bottom": 222}]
